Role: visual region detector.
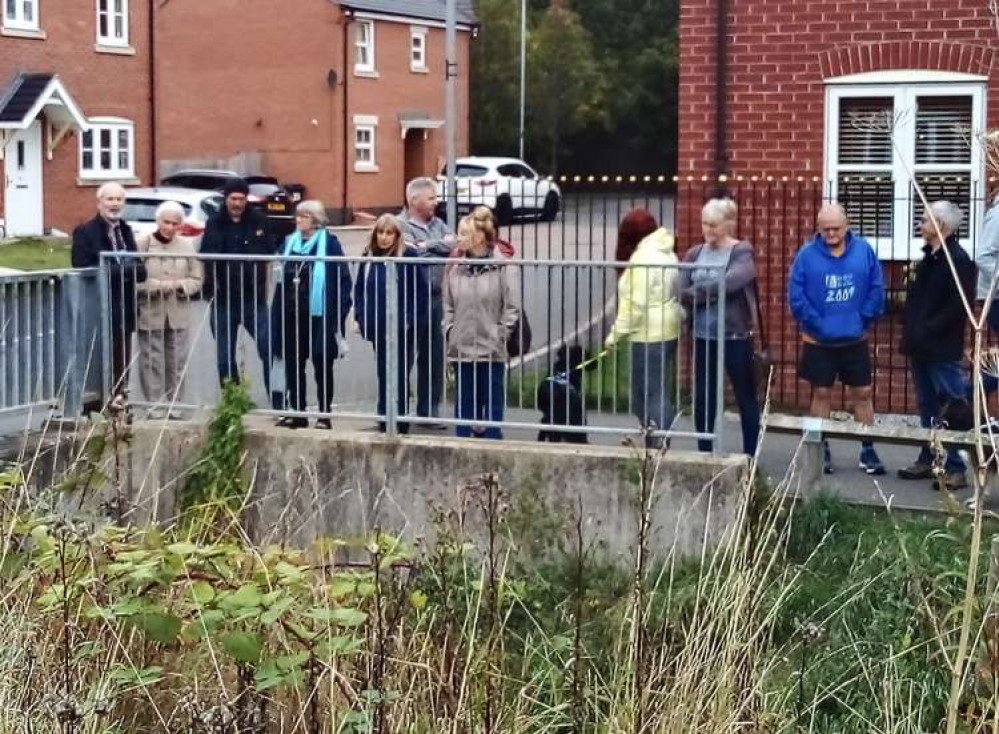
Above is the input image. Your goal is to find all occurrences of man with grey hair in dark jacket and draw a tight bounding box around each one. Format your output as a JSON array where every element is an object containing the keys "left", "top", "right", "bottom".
[{"left": 398, "top": 176, "right": 455, "bottom": 423}]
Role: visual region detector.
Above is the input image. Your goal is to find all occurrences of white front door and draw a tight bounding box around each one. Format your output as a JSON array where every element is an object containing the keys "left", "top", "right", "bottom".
[{"left": 4, "top": 122, "right": 44, "bottom": 237}]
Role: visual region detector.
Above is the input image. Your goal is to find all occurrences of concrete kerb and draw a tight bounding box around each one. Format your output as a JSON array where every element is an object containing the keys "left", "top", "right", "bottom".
[{"left": 121, "top": 421, "right": 750, "bottom": 562}]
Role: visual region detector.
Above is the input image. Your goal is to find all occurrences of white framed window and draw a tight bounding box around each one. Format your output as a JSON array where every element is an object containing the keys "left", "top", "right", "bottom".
[
  {"left": 353, "top": 115, "right": 377, "bottom": 172},
  {"left": 96, "top": 0, "right": 128, "bottom": 46},
  {"left": 3, "top": 0, "right": 39, "bottom": 30},
  {"left": 79, "top": 117, "right": 134, "bottom": 179},
  {"left": 824, "top": 74, "right": 986, "bottom": 260},
  {"left": 354, "top": 20, "right": 375, "bottom": 74},
  {"left": 410, "top": 27, "right": 427, "bottom": 72}
]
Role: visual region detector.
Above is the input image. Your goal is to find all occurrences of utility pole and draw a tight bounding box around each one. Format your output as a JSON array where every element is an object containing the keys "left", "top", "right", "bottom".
[
  {"left": 519, "top": 0, "right": 526, "bottom": 160},
  {"left": 445, "top": 0, "right": 457, "bottom": 227}
]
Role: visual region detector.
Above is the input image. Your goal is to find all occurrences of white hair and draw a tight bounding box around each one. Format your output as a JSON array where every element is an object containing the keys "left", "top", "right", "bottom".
[
  {"left": 406, "top": 177, "right": 436, "bottom": 204},
  {"left": 701, "top": 197, "right": 737, "bottom": 223},
  {"left": 96, "top": 182, "right": 126, "bottom": 200},
  {"left": 927, "top": 200, "right": 963, "bottom": 235},
  {"left": 155, "top": 200, "right": 185, "bottom": 222},
  {"left": 296, "top": 199, "right": 328, "bottom": 225}
]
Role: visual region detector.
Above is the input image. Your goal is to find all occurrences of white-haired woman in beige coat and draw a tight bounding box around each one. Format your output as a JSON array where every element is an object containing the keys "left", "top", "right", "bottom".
[{"left": 135, "top": 200, "right": 203, "bottom": 417}]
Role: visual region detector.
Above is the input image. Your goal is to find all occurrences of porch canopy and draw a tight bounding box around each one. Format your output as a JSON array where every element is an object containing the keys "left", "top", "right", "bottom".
[{"left": 0, "top": 73, "right": 88, "bottom": 158}]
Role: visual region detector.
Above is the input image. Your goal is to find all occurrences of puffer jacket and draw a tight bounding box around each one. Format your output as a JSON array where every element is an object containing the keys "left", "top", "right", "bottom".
[
  {"left": 442, "top": 248, "right": 521, "bottom": 362},
  {"left": 606, "top": 227, "right": 682, "bottom": 345}
]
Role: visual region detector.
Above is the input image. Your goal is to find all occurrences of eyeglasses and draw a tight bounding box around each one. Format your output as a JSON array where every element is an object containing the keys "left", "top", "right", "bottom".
[{"left": 295, "top": 213, "right": 314, "bottom": 221}]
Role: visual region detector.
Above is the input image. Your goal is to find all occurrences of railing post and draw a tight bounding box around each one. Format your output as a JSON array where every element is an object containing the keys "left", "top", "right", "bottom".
[
  {"left": 98, "top": 255, "right": 112, "bottom": 405},
  {"left": 713, "top": 265, "right": 726, "bottom": 454},
  {"left": 384, "top": 258, "right": 399, "bottom": 437}
]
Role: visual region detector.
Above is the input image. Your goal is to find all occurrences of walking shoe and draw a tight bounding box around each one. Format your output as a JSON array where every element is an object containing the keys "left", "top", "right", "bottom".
[
  {"left": 935, "top": 471, "right": 968, "bottom": 492},
  {"left": 315, "top": 418, "right": 332, "bottom": 430},
  {"left": 823, "top": 441, "right": 834, "bottom": 475},
  {"left": 277, "top": 416, "right": 308, "bottom": 429},
  {"left": 897, "top": 461, "right": 934, "bottom": 480},
  {"left": 858, "top": 446, "right": 886, "bottom": 476}
]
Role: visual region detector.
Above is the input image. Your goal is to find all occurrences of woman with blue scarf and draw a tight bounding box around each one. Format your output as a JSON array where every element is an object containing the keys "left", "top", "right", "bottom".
[{"left": 272, "top": 200, "right": 352, "bottom": 429}]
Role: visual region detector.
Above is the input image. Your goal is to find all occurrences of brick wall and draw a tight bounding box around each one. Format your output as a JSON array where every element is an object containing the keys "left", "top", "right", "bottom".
[
  {"left": 0, "top": 2, "right": 151, "bottom": 233},
  {"left": 677, "top": 0, "right": 999, "bottom": 413},
  {"left": 156, "top": 0, "right": 470, "bottom": 216}
]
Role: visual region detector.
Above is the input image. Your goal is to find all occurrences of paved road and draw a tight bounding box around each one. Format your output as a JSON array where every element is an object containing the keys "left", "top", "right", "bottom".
[{"left": 125, "top": 197, "right": 676, "bottom": 419}]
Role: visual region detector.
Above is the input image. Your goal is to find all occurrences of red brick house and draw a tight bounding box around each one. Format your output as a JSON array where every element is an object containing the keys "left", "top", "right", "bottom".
[
  {"left": 678, "top": 0, "right": 999, "bottom": 411},
  {"left": 155, "top": 0, "right": 474, "bottom": 223},
  {"left": 0, "top": 0, "right": 152, "bottom": 236}
]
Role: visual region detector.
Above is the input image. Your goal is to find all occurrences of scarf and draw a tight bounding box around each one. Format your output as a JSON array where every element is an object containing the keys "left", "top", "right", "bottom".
[{"left": 283, "top": 228, "right": 328, "bottom": 317}]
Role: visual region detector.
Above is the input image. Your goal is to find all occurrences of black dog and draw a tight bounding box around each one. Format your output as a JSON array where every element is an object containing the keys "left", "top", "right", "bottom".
[{"left": 537, "top": 344, "right": 589, "bottom": 444}]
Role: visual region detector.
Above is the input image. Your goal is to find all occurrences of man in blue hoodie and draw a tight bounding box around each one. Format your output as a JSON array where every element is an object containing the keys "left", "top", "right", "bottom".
[{"left": 788, "top": 203, "right": 886, "bottom": 475}]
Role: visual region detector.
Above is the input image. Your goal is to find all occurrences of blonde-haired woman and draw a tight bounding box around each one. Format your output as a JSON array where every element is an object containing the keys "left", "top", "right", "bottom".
[
  {"left": 679, "top": 198, "right": 760, "bottom": 455},
  {"left": 135, "top": 200, "right": 203, "bottom": 418},
  {"left": 442, "top": 206, "right": 520, "bottom": 439},
  {"left": 354, "top": 213, "right": 427, "bottom": 433}
]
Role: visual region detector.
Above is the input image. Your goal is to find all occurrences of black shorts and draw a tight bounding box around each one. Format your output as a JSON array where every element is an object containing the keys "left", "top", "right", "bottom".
[{"left": 797, "top": 340, "right": 872, "bottom": 388}]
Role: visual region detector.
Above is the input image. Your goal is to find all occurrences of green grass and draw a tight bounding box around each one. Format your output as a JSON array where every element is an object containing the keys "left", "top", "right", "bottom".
[{"left": 0, "top": 237, "right": 72, "bottom": 271}]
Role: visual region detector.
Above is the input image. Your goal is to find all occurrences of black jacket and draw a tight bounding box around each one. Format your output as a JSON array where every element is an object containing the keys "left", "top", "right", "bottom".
[
  {"left": 199, "top": 208, "right": 275, "bottom": 307},
  {"left": 902, "top": 234, "right": 974, "bottom": 362},
  {"left": 71, "top": 214, "right": 146, "bottom": 333}
]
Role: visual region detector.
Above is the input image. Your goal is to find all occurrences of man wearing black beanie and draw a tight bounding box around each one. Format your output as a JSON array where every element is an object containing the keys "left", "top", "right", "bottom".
[{"left": 201, "top": 176, "right": 281, "bottom": 407}]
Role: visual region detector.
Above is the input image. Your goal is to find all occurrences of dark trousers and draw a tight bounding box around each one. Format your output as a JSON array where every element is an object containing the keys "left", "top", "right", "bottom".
[
  {"left": 693, "top": 338, "right": 761, "bottom": 455},
  {"left": 911, "top": 358, "right": 967, "bottom": 472},
  {"left": 630, "top": 341, "right": 677, "bottom": 447},
  {"left": 375, "top": 331, "right": 414, "bottom": 433},
  {"left": 283, "top": 313, "right": 336, "bottom": 414},
  {"left": 415, "top": 296, "right": 445, "bottom": 417},
  {"left": 454, "top": 361, "right": 505, "bottom": 439},
  {"left": 110, "top": 330, "right": 133, "bottom": 398},
  {"left": 210, "top": 297, "right": 274, "bottom": 402},
  {"left": 983, "top": 306, "right": 999, "bottom": 394}
]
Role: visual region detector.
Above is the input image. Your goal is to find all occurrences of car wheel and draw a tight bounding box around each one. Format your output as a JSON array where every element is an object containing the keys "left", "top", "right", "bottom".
[
  {"left": 494, "top": 195, "right": 514, "bottom": 227},
  {"left": 541, "top": 192, "right": 560, "bottom": 222}
]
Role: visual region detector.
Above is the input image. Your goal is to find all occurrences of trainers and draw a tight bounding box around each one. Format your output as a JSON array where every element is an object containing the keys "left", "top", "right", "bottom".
[
  {"left": 823, "top": 442, "right": 834, "bottom": 475},
  {"left": 935, "top": 471, "right": 968, "bottom": 492},
  {"left": 858, "top": 446, "right": 886, "bottom": 476},
  {"left": 897, "top": 461, "right": 934, "bottom": 480}
]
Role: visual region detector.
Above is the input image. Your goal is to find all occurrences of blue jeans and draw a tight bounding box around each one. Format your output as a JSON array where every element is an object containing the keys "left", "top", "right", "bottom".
[
  {"left": 210, "top": 298, "right": 276, "bottom": 407},
  {"left": 454, "top": 361, "right": 505, "bottom": 439},
  {"left": 416, "top": 297, "right": 445, "bottom": 418},
  {"left": 630, "top": 341, "right": 676, "bottom": 447},
  {"left": 911, "top": 358, "right": 967, "bottom": 472},
  {"left": 694, "top": 338, "right": 761, "bottom": 455}
]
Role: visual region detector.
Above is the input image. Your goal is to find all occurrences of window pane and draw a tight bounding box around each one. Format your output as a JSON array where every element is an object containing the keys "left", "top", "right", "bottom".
[
  {"left": 838, "top": 97, "right": 894, "bottom": 165},
  {"left": 115, "top": 16, "right": 123, "bottom": 37},
  {"left": 912, "top": 174, "right": 971, "bottom": 238},
  {"left": 99, "top": 13, "right": 108, "bottom": 37},
  {"left": 81, "top": 130, "right": 93, "bottom": 150},
  {"left": 22, "top": 0, "right": 32, "bottom": 22},
  {"left": 915, "top": 96, "right": 972, "bottom": 166},
  {"left": 82, "top": 151, "right": 93, "bottom": 170},
  {"left": 838, "top": 174, "right": 894, "bottom": 239},
  {"left": 117, "top": 129, "right": 128, "bottom": 152},
  {"left": 100, "top": 129, "right": 112, "bottom": 150},
  {"left": 114, "top": 0, "right": 123, "bottom": 12},
  {"left": 6, "top": 0, "right": 15, "bottom": 19},
  {"left": 101, "top": 150, "right": 112, "bottom": 169}
]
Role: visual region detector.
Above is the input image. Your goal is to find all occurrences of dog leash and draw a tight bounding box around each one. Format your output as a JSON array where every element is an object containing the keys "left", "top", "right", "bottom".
[{"left": 574, "top": 349, "right": 610, "bottom": 371}]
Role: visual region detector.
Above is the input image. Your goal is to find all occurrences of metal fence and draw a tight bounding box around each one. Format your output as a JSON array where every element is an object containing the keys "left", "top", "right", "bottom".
[
  {"left": 97, "top": 250, "right": 731, "bottom": 451},
  {"left": 0, "top": 268, "right": 104, "bottom": 428}
]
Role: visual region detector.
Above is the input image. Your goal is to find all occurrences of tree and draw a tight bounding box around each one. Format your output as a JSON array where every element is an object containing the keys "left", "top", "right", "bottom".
[
  {"left": 469, "top": 0, "right": 521, "bottom": 156},
  {"left": 526, "top": 1, "right": 606, "bottom": 173}
]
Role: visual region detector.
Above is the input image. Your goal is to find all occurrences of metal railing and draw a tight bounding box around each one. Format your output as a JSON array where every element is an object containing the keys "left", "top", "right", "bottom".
[
  {"left": 97, "top": 250, "right": 731, "bottom": 452},
  {"left": 0, "top": 268, "right": 104, "bottom": 426}
]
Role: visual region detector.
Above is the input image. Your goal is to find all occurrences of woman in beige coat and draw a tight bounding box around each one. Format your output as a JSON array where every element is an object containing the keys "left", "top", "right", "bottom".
[
  {"left": 442, "top": 206, "right": 520, "bottom": 439},
  {"left": 136, "top": 201, "right": 203, "bottom": 417}
]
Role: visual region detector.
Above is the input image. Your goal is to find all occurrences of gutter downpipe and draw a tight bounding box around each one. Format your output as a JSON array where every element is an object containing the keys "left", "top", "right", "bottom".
[
  {"left": 148, "top": 0, "right": 157, "bottom": 184},
  {"left": 341, "top": 10, "right": 351, "bottom": 222},
  {"left": 713, "top": 0, "right": 728, "bottom": 196}
]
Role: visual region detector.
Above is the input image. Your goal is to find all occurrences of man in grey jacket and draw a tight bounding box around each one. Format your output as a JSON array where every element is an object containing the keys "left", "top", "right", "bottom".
[
  {"left": 976, "top": 191, "right": 999, "bottom": 406},
  {"left": 397, "top": 177, "right": 456, "bottom": 422}
]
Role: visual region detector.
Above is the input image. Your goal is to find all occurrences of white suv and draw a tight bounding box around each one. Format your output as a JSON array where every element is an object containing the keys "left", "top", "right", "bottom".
[{"left": 436, "top": 156, "right": 561, "bottom": 225}]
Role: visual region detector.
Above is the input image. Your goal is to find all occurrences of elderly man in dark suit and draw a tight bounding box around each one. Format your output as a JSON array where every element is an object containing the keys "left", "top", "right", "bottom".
[{"left": 71, "top": 182, "right": 146, "bottom": 398}]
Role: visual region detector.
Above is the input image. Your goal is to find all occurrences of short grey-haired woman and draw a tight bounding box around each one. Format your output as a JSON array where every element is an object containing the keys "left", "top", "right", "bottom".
[
  {"left": 272, "top": 200, "right": 353, "bottom": 429},
  {"left": 135, "top": 200, "right": 204, "bottom": 418},
  {"left": 679, "top": 198, "right": 760, "bottom": 455}
]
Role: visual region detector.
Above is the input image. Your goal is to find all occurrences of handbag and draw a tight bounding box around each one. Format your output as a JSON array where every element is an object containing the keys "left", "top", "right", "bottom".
[
  {"left": 507, "top": 313, "right": 533, "bottom": 358},
  {"left": 744, "top": 282, "right": 774, "bottom": 394}
]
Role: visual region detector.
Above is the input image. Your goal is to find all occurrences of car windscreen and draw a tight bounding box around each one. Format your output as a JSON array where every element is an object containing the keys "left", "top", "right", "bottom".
[
  {"left": 249, "top": 183, "right": 281, "bottom": 197},
  {"left": 445, "top": 165, "right": 489, "bottom": 178},
  {"left": 124, "top": 199, "right": 193, "bottom": 221}
]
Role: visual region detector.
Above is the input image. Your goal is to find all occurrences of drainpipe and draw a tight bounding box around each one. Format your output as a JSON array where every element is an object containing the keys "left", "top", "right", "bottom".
[
  {"left": 341, "top": 10, "right": 351, "bottom": 221},
  {"left": 713, "top": 0, "right": 728, "bottom": 193},
  {"left": 148, "top": 0, "right": 157, "bottom": 183}
]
